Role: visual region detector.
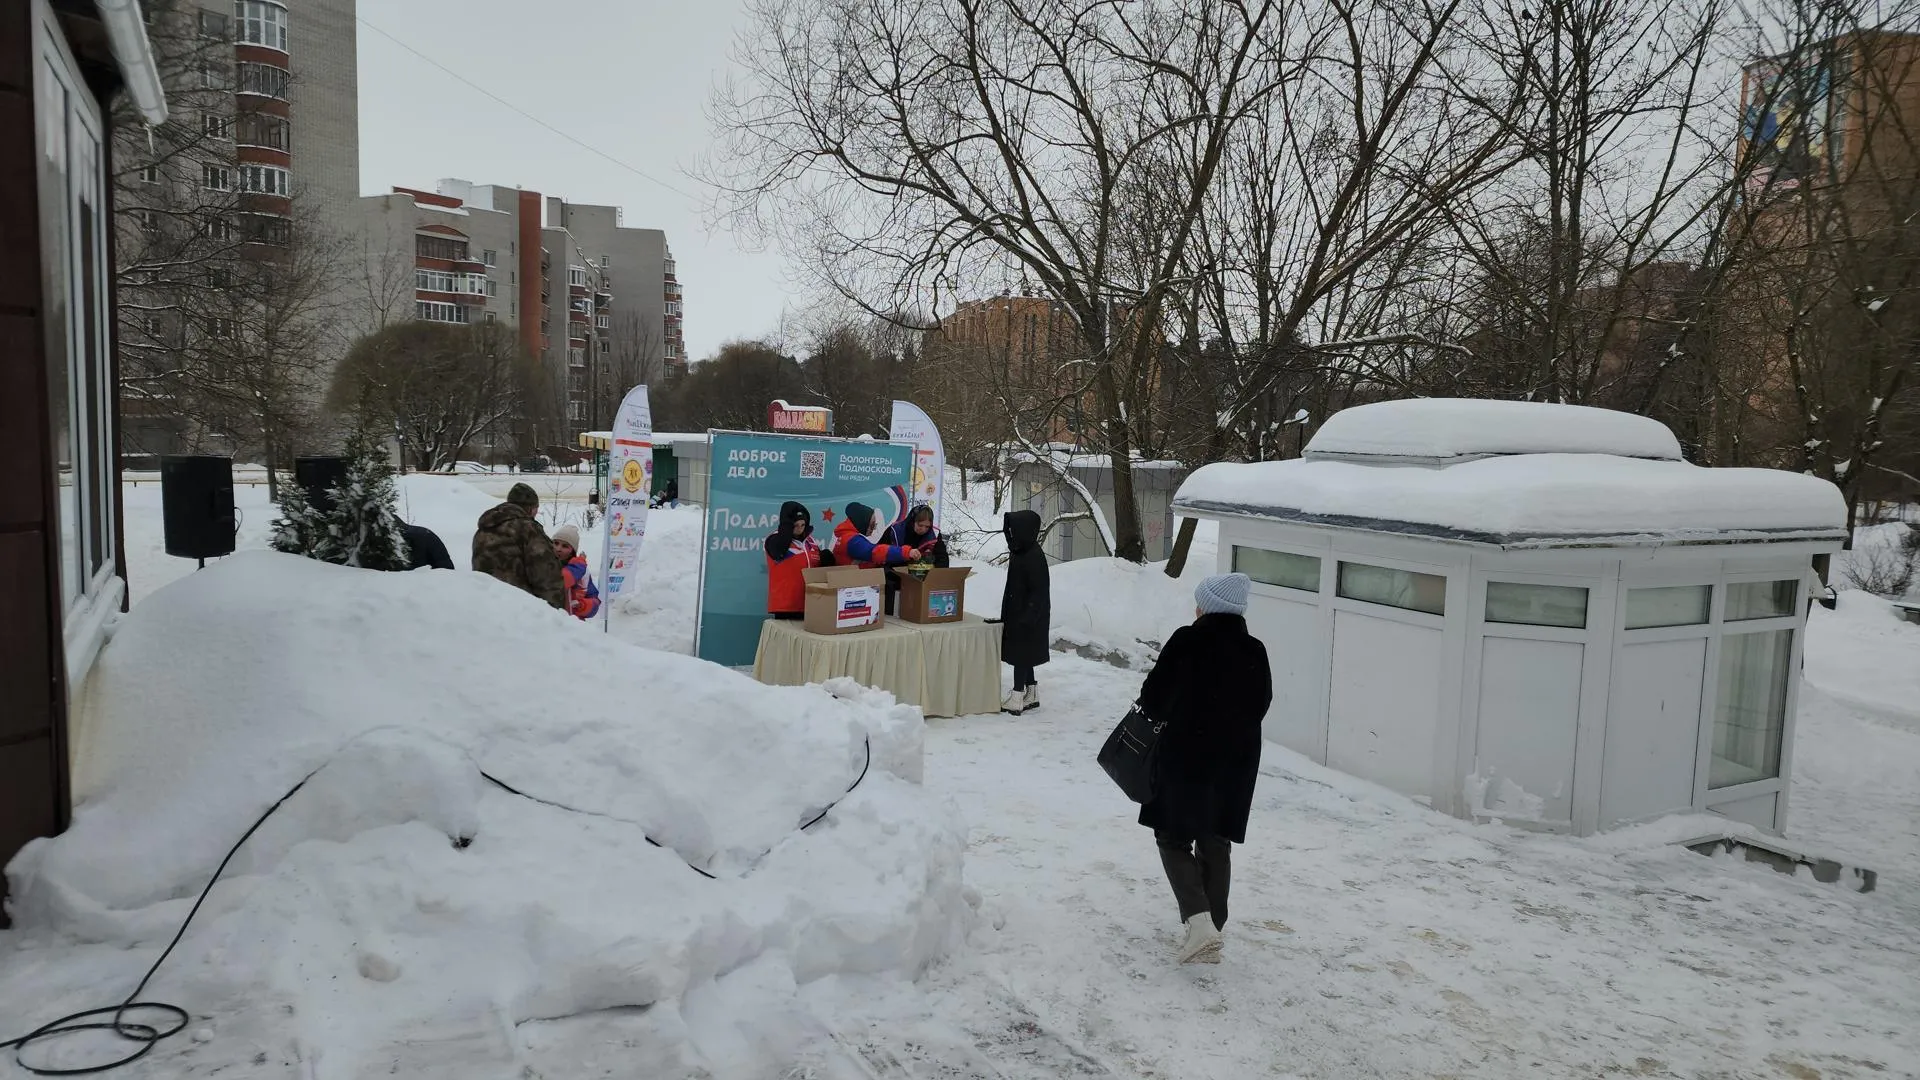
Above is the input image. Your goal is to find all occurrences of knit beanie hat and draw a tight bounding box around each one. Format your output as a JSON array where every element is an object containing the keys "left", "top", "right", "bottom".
[
  {"left": 507, "top": 482, "right": 539, "bottom": 511},
  {"left": 552, "top": 524, "right": 581, "bottom": 550},
  {"left": 844, "top": 502, "right": 876, "bottom": 533},
  {"left": 1195, "top": 573, "right": 1252, "bottom": 616}
]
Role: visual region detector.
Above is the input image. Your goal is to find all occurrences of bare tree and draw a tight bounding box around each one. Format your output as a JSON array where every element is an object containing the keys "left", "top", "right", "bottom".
[
  {"left": 710, "top": 0, "right": 1300, "bottom": 561},
  {"left": 593, "top": 312, "right": 666, "bottom": 427},
  {"left": 330, "top": 322, "right": 537, "bottom": 473}
]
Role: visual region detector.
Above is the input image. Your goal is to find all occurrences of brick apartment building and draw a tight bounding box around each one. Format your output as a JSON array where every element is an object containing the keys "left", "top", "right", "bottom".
[
  {"left": 926, "top": 293, "right": 1157, "bottom": 444},
  {"left": 117, "top": 0, "right": 361, "bottom": 455},
  {"left": 359, "top": 179, "right": 685, "bottom": 444}
]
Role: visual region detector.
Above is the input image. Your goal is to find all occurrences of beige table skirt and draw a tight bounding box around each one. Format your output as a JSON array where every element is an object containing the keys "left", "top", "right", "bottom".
[{"left": 752, "top": 614, "right": 1002, "bottom": 718}]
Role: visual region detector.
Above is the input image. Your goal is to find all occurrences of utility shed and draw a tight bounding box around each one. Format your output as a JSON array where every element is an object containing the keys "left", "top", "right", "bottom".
[{"left": 1172, "top": 399, "right": 1848, "bottom": 836}]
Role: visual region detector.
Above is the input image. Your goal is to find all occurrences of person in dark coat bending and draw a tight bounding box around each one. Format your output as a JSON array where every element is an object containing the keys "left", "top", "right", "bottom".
[
  {"left": 1137, "top": 572, "right": 1272, "bottom": 964},
  {"left": 998, "top": 509, "right": 1050, "bottom": 714}
]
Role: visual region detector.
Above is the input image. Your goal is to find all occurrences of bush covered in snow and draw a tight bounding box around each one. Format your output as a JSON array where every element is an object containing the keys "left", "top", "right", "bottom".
[{"left": 271, "top": 430, "right": 409, "bottom": 570}]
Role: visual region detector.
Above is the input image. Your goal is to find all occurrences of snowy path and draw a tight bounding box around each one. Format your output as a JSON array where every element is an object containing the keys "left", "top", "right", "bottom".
[{"left": 889, "top": 657, "right": 1920, "bottom": 1080}]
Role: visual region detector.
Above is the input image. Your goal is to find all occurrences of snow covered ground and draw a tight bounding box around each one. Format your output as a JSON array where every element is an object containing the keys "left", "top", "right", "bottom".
[{"left": 7, "top": 470, "right": 1917, "bottom": 1078}]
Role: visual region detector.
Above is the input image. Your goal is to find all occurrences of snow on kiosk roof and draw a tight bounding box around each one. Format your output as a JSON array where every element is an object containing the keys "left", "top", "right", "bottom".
[
  {"left": 1304, "top": 397, "right": 1685, "bottom": 464},
  {"left": 1175, "top": 400, "right": 1845, "bottom": 547}
]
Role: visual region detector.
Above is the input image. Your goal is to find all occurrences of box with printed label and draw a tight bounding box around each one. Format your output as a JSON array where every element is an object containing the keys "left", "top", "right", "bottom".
[
  {"left": 801, "top": 565, "right": 887, "bottom": 635},
  {"left": 891, "top": 566, "right": 972, "bottom": 624}
]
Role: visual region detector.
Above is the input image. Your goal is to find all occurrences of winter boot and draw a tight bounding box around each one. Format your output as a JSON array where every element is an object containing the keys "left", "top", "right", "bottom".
[
  {"left": 1002, "top": 689, "right": 1027, "bottom": 715},
  {"left": 1176, "top": 914, "right": 1222, "bottom": 964},
  {"left": 1021, "top": 685, "right": 1040, "bottom": 713}
]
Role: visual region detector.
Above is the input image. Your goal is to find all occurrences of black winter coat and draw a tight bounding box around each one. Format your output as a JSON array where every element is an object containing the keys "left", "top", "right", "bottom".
[
  {"left": 999, "top": 510, "right": 1051, "bottom": 668},
  {"left": 400, "top": 524, "right": 454, "bottom": 571},
  {"left": 1136, "top": 613, "right": 1273, "bottom": 844}
]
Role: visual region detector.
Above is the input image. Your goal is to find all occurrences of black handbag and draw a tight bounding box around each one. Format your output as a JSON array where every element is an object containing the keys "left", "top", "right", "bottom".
[{"left": 1098, "top": 702, "right": 1165, "bottom": 804}]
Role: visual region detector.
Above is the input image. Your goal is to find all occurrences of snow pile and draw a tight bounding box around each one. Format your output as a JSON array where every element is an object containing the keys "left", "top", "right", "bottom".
[
  {"left": 1176, "top": 454, "right": 1847, "bottom": 544},
  {"left": 8, "top": 552, "right": 967, "bottom": 1076},
  {"left": 968, "top": 524, "right": 1218, "bottom": 667},
  {"left": 391, "top": 473, "right": 504, "bottom": 569},
  {"left": 1804, "top": 590, "right": 1920, "bottom": 723},
  {"left": 1305, "top": 398, "right": 1684, "bottom": 462}
]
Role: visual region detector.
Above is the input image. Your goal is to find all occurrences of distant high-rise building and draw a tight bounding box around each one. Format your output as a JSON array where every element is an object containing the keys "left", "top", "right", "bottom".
[
  {"left": 359, "top": 180, "right": 685, "bottom": 447},
  {"left": 118, "top": 0, "right": 362, "bottom": 455}
]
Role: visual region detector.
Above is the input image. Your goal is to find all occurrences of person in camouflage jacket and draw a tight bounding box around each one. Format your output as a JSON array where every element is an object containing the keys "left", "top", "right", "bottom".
[{"left": 471, "top": 483, "right": 566, "bottom": 610}]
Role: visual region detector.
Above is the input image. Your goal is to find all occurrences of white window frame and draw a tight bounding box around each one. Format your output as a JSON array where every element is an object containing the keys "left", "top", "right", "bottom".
[
  {"left": 202, "top": 113, "right": 231, "bottom": 139},
  {"left": 34, "top": 0, "right": 124, "bottom": 683},
  {"left": 201, "top": 215, "right": 234, "bottom": 240},
  {"left": 234, "top": 0, "right": 289, "bottom": 51},
  {"left": 415, "top": 300, "right": 470, "bottom": 325},
  {"left": 202, "top": 163, "right": 231, "bottom": 191},
  {"left": 238, "top": 164, "right": 290, "bottom": 196},
  {"left": 137, "top": 163, "right": 159, "bottom": 184}
]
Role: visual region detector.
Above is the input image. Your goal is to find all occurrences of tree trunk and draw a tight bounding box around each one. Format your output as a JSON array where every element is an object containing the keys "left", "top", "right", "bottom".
[
  {"left": 1094, "top": 362, "right": 1146, "bottom": 562},
  {"left": 1165, "top": 516, "right": 1199, "bottom": 577}
]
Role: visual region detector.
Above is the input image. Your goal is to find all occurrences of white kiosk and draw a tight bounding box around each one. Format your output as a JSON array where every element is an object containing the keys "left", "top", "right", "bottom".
[{"left": 1172, "top": 400, "right": 1848, "bottom": 835}]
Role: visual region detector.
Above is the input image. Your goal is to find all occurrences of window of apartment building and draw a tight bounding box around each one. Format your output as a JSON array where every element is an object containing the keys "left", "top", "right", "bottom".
[
  {"left": 202, "top": 164, "right": 231, "bottom": 191},
  {"left": 664, "top": 301, "right": 681, "bottom": 316},
  {"left": 202, "top": 114, "right": 231, "bottom": 139},
  {"left": 484, "top": 312, "right": 496, "bottom": 324},
  {"left": 199, "top": 10, "right": 230, "bottom": 38},
  {"left": 415, "top": 300, "right": 470, "bottom": 325},
  {"left": 568, "top": 266, "right": 587, "bottom": 287},
  {"left": 235, "top": 0, "right": 289, "bottom": 51},
  {"left": 664, "top": 257, "right": 675, "bottom": 276},
  {"left": 201, "top": 215, "right": 234, "bottom": 240},
  {"left": 137, "top": 164, "right": 160, "bottom": 184},
  {"left": 600, "top": 255, "right": 610, "bottom": 268},
  {"left": 209, "top": 265, "right": 232, "bottom": 288},
  {"left": 236, "top": 62, "right": 289, "bottom": 99},
  {"left": 200, "top": 62, "right": 228, "bottom": 89},
  {"left": 485, "top": 278, "right": 497, "bottom": 297},
  {"left": 207, "top": 317, "right": 235, "bottom": 339},
  {"left": 595, "top": 314, "right": 610, "bottom": 329},
  {"left": 415, "top": 235, "right": 469, "bottom": 262},
  {"left": 240, "top": 213, "right": 290, "bottom": 246},
  {"left": 137, "top": 313, "right": 163, "bottom": 338},
  {"left": 567, "top": 401, "right": 586, "bottom": 422},
  {"left": 482, "top": 249, "right": 497, "bottom": 267},
  {"left": 238, "top": 164, "right": 289, "bottom": 196},
  {"left": 131, "top": 208, "right": 162, "bottom": 233},
  {"left": 235, "top": 113, "right": 290, "bottom": 151},
  {"left": 416, "top": 269, "right": 456, "bottom": 293}
]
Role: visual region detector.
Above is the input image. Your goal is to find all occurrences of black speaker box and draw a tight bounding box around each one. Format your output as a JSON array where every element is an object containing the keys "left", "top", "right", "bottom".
[
  {"left": 294, "top": 456, "right": 348, "bottom": 513},
  {"left": 160, "top": 456, "right": 236, "bottom": 560}
]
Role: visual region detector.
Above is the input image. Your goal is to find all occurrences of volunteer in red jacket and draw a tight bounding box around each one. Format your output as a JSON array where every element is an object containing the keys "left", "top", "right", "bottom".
[
  {"left": 765, "top": 501, "right": 835, "bottom": 619},
  {"left": 834, "top": 501, "right": 919, "bottom": 570}
]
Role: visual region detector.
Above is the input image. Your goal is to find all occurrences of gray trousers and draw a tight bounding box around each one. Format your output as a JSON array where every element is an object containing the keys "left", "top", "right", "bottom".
[{"left": 1156, "top": 830, "right": 1231, "bottom": 930}]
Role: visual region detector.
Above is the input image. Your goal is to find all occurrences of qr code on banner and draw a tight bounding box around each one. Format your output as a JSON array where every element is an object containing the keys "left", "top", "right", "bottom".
[{"left": 800, "top": 450, "right": 826, "bottom": 479}]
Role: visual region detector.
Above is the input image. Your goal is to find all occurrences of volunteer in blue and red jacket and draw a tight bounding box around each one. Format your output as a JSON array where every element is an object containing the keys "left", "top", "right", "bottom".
[
  {"left": 765, "top": 501, "right": 835, "bottom": 619},
  {"left": 834, "top": 501, "right": 919, "bottom": 571},
  {"left": 879, "top": 504, "right": 947, "bottom": 613}
]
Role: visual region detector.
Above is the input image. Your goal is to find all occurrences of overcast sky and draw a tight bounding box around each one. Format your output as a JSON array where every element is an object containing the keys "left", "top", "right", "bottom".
[{"left": 354, "top": 0, "right": 784, "bottom": 364}]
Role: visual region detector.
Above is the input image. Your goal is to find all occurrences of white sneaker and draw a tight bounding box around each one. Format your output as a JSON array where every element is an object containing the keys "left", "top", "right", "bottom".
[
  {"left": 1177, "top": 915, "right": 1222, "bottom": 964},
  {"left": 1021, "top": 686, "right": 1039, "bottom": 713},
  {"left": 1002, "top": 690, "right": 1027, "bottom": 715}
]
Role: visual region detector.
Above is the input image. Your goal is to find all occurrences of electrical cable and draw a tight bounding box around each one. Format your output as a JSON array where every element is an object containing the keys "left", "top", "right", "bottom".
[
  {"left": 2, "top": 767, "right": 322, "bottom": 1076},
  {"left": 355, "top": 17, "right": 697, "bottom": 203},
  {"left": 0, "top": 735, "right": 874, "bottom": 1075}
]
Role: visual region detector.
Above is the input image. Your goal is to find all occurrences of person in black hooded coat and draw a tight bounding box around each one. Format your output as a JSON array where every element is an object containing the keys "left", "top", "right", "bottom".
[
  {"left": 997, "top": 509, "right": 1050, "bottom": 713},
  {"left": 1137, "top": 572, "right": 1272, "bottom": 964}
]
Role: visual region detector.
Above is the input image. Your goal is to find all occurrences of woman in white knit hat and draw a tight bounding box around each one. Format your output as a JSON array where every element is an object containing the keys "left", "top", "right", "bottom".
[{"left": 1135, "top": 572, "right": 1272, "bottom": 963}]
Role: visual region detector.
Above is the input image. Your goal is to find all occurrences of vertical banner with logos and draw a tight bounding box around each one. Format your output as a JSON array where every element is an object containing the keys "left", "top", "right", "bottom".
[
  {"left": 888, "top": 400, "right": 946, "bottom": 530},
  {"left": 597, "top": 386, "right": 652, "bottom": 629},
  {"left": 694, "top": 432, "right": 913, "bottom": 667}
]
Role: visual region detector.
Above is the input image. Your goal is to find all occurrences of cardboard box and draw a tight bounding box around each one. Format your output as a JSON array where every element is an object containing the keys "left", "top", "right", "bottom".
[
  {"left": 802, "top": 565, "right": 887, "bottom": 635},
  {"left": 891, "top": 566, "right": 973, "bottom": 624}
]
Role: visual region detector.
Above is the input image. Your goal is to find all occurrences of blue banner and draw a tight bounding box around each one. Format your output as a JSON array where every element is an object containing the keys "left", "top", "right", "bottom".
[{"left": 695, "top": 432, "right": 914, "bottom": 666}]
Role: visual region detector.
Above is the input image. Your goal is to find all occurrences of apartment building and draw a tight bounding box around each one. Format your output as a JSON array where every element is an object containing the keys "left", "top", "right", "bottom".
[
  {"left": 359, "top": 179, "right": 684, "bottom": 437},
  {"left": 118, "top": 0, "right": 361, "bottom": 455}
]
